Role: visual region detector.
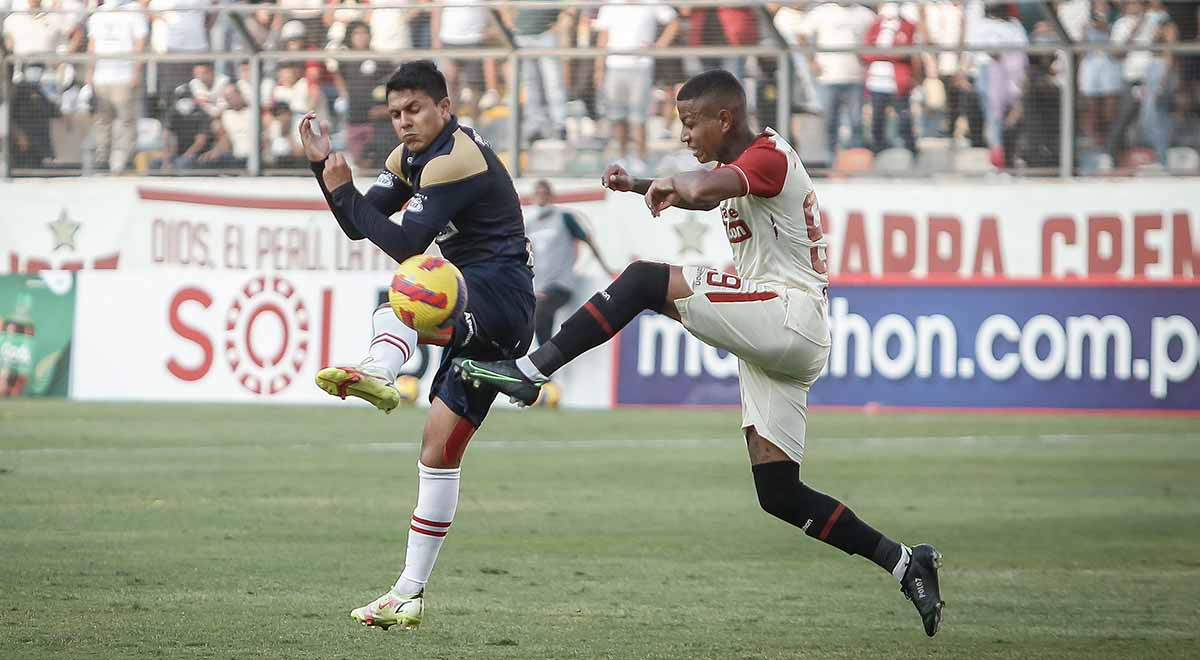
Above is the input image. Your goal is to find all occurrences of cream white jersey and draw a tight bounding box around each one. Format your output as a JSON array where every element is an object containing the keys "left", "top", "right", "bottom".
[{"left": 716, "top": 128, "right": 829, "bottom": 296}]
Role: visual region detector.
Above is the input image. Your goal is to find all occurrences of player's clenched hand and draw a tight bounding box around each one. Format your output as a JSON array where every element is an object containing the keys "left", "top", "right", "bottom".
[
  {"left": 645, "top": 178, "right": 680, "bottom": 218},
  {"left": 601, "top": 163, "right": 634, "bottom": 193},
  {"left": 322, "top": 153, "right": 353, "bottom": 191},
  {"left": 299, "top": 112, "right": 332, "bottom": 162}
]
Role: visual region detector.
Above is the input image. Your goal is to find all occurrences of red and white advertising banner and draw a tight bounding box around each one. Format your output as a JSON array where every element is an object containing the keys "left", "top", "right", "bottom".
[
  {"left": 4, "top": 178, "right": 1197, "bottom": 280},
  {"left": 69, "top": 269, "right": 614, "bottom": 407},
  {"left": 71, "top": 270, "right": 394, "bottom": 404}
]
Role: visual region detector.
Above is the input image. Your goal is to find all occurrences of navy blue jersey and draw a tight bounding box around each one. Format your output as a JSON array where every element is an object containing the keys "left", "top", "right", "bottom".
[
  {"left": 312, "top": 115, "right": 534, "bottom": 427},
  {"left": 323, "top": 115, "right": 532, "bottom": 276}
]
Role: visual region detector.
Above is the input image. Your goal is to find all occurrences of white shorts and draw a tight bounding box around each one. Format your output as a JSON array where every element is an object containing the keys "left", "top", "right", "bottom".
[
  {"left": 604, "top": 62, "right": 654, "bottom": 123},
  {"left": 675, "top": 266, "right": 831, "bottom": 465}
]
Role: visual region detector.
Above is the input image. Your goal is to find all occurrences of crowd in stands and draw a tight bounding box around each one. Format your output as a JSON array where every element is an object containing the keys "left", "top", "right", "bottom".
[{"left": 2, "top": 0, "right": 1198, "bottom": 175}]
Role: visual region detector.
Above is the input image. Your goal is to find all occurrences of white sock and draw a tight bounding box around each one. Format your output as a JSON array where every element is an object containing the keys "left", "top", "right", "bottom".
[
  {"left": 515, "top": 355, "right": 547, "bottom": 382},
  {"left": 891, "top": 545, "right": 912, "bottom": 582},
  {"left": 367, "top": 304, "right": 417, "bottom": 383},
  {"left": 393, "top": 461, "right": 461, "bottom": 595}
]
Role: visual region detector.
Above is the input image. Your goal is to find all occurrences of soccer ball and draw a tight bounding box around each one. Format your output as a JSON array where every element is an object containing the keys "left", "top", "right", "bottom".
[{"left": 388, "top": 255, "right": 467, "bottom": 333}]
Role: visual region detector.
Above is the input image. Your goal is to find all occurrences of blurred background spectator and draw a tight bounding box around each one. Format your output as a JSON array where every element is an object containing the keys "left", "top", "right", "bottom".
[
  {"left": 795, "top": 1, "right": 877, "bottom": 158},
  {"left": 1106, "top": 0, "right": 1174, "bottom": 160},
  {"left": 506, "top": 0, "right": 574, "bottom": 145},
  {"left": 592, "top": 0, "right": 679, "bottom": 173},
  {"left": 434, "top": 0, "right": 500, "bottom": 110},
  {"left": 86, "top": 0, "right": 148, "bottom": 174},
  {"left": 963, "top": 2, "right": 1028, "bottom": 168},
  {"left": 147, "top": 0, "right": 212, "bottom": 99},
  {"left": 862, "top": 2, "right": 919, "bottom": 155},
  {"left": 331, "top": 20, "right": 392, "bottom": 167}
]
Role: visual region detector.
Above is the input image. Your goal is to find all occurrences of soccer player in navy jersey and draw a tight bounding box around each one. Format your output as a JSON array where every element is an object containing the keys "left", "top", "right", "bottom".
[{"left": 300, "top": 60, "right": 534, "bottom": 630}]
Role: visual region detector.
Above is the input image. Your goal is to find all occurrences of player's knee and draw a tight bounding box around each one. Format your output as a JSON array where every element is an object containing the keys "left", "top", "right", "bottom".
[
  {"left": 751, "top": 460, "right": 803, "bottom": 521},
  {"left": 613, "top": 260, "right": 670, "bottom": 310}
]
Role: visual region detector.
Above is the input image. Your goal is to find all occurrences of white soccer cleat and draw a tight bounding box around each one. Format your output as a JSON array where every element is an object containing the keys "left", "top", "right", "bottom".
[{"left": 350, "top": 590, "right": 424, "bottom": 630}]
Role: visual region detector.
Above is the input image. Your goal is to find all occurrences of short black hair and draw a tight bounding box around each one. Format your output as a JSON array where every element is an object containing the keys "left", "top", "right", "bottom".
[
  {"left": 676, "top": 69, "right": 746, "bottom": 112},
  {"left": 534, "top": 179, "right": 552, "bottom": 193},
  {"left": 385, "top": 60, "right": 449, "bottom": 102}
]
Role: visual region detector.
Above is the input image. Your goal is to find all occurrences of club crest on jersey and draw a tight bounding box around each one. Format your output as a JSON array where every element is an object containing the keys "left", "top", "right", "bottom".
[
  {"left": 405, "top": 193, "right": 426, "bottom": 214},
  {"left": 374, "top": 172, "right": 396, "bottom": 189}
]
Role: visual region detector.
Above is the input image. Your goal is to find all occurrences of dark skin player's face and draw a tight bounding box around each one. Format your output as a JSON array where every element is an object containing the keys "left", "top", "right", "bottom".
[
  {"left": 388, "top": 88, "right": 451, "bottom": 153},
  {"left": 676, "top": 98, "right": 732, "bottom": 164}
]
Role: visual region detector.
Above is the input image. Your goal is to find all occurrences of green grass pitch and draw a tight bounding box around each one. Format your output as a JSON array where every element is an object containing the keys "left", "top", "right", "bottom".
[{"left": 1, "top": 400, "right": 1198, "bottom": 659}]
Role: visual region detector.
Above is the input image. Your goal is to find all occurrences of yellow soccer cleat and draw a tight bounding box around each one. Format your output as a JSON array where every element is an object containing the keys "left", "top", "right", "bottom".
[
  {"left": 315, "top": 363, "right": 401, "bottom": 414},
  {"left": 350, "top": 590, "right": 424, "bottom": 630}
]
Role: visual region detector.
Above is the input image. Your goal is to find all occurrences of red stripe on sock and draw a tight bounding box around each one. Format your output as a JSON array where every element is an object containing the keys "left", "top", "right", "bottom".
[
  {"left": 442, "top": 418, "right": 476, "bottom": 465},
  {"left": 371, "top": 335, "right": 411, "bottom": 361},
  {"left": 818, "top": 503, "right": 845, "bottom": 541},
  {"left": 410, "top": 524, "right": 448, "bottom": 537},
  {"left": 583, "top": 301, "right": 614, "bottom": 336},
  {"left": 705, "top": 291, "right": 778, "bottom": 303},
  {"left": 411, "top": 515, "right": 452, "bottom": 528}
]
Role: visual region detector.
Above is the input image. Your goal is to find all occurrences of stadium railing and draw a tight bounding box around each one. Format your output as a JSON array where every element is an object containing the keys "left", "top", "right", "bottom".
[{"left": 2, "top": 0, "right": 1199, "bottom": 179}]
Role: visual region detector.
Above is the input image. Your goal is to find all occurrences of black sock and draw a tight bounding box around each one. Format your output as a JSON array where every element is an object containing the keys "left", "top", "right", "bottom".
[
  {"left": 530, "top": 261, "right": 669, "bottom": 376},
  {"left": 752, "top": 461, "right": 902, "bottom": 574}
]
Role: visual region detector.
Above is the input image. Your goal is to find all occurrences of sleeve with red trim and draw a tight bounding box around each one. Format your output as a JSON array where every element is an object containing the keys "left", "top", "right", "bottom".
[{"left": 726, "top": 140, "right": 789, "bottom": 198}]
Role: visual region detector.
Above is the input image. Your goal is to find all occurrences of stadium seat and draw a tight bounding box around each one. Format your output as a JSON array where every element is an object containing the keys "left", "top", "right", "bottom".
[
  {"left": 953, "top": 147, "right": 995, "bottom": 174},
  {"left": 914, "top": 137, "right": 953, "bottom": 174},
  {"left": 1167, "top": 147, "right": 1200, "bottom": 174},
  {"left": 873, "top": 147, "right": 914, "bottom": 176},
  {"left": 832, "top": 148, "right": 874, "bottom": 176}
]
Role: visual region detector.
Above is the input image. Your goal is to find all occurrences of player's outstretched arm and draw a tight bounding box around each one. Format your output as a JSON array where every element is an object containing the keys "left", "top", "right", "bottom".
[
  {"left": 302, "top": 113, "right": 366, "bottom": 241},
  {"left": 645, "top": 167, "right": 744, "bottom": 216},
  {"left": 322, "top": 153, "right": 440, "bottom": 264}
]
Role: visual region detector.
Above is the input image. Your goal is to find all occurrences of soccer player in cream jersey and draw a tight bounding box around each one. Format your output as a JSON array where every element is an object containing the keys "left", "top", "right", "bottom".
[{"left": 457, "top": 69, "right": 946, "bottom": 637}]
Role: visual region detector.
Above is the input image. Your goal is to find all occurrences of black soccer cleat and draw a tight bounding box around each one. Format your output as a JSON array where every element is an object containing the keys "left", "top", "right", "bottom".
[
  {"left": 900, "top": 544, "right": 944, "bottom": 637},
  {"left": 452, "top": 358, "right": 545, "bottom": 407}
]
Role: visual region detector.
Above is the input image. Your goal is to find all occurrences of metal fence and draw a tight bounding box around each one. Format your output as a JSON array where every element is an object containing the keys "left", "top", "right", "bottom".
[{"left": 3, "top": 1, "right": 1199, "bottom": 179}]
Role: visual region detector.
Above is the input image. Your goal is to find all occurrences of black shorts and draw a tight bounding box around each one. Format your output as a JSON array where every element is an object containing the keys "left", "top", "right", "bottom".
[{"left": 429, "top": 262, "right": 535, "bottom": 427}]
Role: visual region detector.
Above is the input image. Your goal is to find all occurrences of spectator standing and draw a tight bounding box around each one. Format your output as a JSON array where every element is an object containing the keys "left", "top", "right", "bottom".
[
  {"left": 86, "top": 0, "right": 148, "bottom": 174},
  {"left": 1106, "top": 0, "right": 1172, "bottom": 158},
  {"left": 3, "top": 0, "right": 69, "bottom": 87},
  {"left": 433, "top": 0, "right": 501, "bottom": 108},
  {"left": 592, "top": 0, "right": 679, "bottom": 172},
  {"left": 963, "top": 3, "right": 1028, "bottom": 166},
  {"left": 796, "top": 1, "right": 877, "bottom": 155},
  {"left": 862, "top": 3, "right": 920, "bottom": 153},
  {"left": 369, "top": 0, "right": 412, "bottom": 51},
  {"left": 147, "top": 0, "right": 212, "bottom": 98},
  {"left": 508, "top": 0, "right": 575, "bottom": 143},
  {"left": 1139, "top": 12, "right": 1177, "bottom": 163},
  {"left": 332, "top": 21, "right": 391, "bottom": 165},
  {"left": 1077, "top": 1, "right": 1123, "bottom": 147},
  {"left": 921, "top": 0, "right": 984, "bottom": 144}
]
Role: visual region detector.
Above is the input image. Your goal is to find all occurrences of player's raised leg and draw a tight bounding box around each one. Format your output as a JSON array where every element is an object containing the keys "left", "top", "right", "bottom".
[
  {"left": 316, "top": 303, "right": 417, "bottom": 413},
  {"left": 746, "top": 428, "right": 944, "bottom": 636},
  {"left": 351, "top": 397, "right": 476, "bottom": 630},
  {"left": 454, "top": 260, "right": 689, "bottom": 404}
]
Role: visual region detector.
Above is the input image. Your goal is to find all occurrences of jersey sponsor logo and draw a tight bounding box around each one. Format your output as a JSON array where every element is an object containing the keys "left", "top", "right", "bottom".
[
  {"left": 726, "top": 220, "right": 752, "bottom": 243},
  {"left": 721, "top": 206, "right": 752, "bottom": 244},
  {"left": 374, "top": 172, "right": 396, "bottom": 189}
]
